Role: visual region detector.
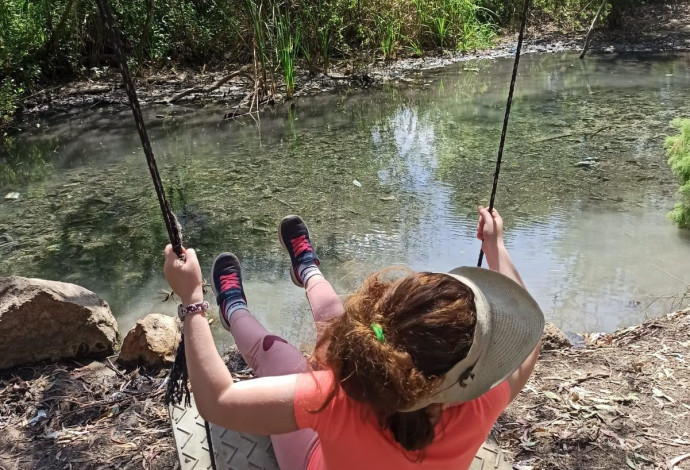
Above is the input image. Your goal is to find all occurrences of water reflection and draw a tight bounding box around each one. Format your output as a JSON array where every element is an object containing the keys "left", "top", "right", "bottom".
[{"left": 1, "top": 52, "right": 689, "bottom": 343}]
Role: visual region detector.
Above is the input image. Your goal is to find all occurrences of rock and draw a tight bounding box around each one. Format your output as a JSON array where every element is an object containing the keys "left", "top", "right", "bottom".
[
  {"left": 0, "top": 277, "right": 118, "bottom": 369},
  {"left": 542, "top": 322, "right": 572, "bottom": 350},
  {"left": 118, "top": 314, "right": 180, "bottom": 369}
]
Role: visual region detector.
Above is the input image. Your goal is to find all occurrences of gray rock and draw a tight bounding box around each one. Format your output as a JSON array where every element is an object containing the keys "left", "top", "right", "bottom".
[
  {"left": 0, "top": 277, "right": 119, "bottom": 369},
  {"left": 118, "top": 313, "right": 180, "bottom": 369}
]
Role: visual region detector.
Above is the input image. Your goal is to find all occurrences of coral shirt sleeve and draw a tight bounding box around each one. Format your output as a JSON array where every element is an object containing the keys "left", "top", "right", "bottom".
[
  {"left": 293, "top": 371, "right": 337, "bottom": 431},
  {"left": 475, "top": 381, "right": 511, "bottom": 422}
]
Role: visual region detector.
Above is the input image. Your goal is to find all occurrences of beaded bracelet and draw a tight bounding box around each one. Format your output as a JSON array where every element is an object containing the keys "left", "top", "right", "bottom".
[{"left": 177, "top": 301, "right": 210, "bottom": 321}]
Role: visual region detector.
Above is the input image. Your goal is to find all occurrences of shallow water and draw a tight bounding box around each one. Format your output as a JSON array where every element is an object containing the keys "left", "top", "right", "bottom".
[{"left": 2, "top": 52, "right": 690, "bottom": 349}]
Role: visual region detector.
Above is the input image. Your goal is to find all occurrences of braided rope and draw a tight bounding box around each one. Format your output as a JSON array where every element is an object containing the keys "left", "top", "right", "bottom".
[
  {"left": 93, "top": 2, "right": 217, "bottom": 469},
  {"left": 478, "top": 0, "right": 531, "bottom": 267},
  {"left": 93, "top": 0, "right": 183, "bottom": 257}
]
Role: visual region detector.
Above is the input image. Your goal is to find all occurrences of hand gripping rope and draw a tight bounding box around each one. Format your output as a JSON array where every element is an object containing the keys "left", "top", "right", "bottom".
[
  {"left": 478, "top": 0, "right": 530, "bottom": 267},
  {"left": 93, "top": 1, "right": 217, "bottom": 468}
]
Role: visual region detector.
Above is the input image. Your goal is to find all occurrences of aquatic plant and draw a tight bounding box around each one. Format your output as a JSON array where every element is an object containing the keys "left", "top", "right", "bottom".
[
  {"left": 665, "top": 118, "right": 690, "bottom": 229},
  {"left": 0, "top": 137, "right": 54, "bottom": 186},
  {"left": 300, "top": 0, "right": 335, "bottom": 72},
  {"left": 377, "top": 14, "right": 400, "bottom": 60},
  {"left": 274, "top": 5, "right": 300, "bottom": 99},
  {"left": 245, "top": 0, "right": 271, "bottom": 89}
]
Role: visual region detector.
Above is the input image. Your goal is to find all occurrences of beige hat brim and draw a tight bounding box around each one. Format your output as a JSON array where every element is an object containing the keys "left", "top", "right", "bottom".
[{"left": 406, "top": 266, "right": 544, "bottom": 411}]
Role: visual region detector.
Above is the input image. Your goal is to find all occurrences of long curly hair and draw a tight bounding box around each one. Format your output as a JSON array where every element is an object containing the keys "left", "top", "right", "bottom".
[{"left": 312, "top": 268, "right": 477, "bottom": 452}]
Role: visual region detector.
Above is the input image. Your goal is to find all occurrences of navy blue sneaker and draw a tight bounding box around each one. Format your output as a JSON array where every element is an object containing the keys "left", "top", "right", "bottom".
[
  {"left": 278, "top": 215, "right": 319, "bottom": 287},
  {"left": 211, "top": 253, "right": 247, "bottom": 331}
]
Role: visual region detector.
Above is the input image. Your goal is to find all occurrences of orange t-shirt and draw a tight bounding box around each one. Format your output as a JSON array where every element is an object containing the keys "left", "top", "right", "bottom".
[{"left": 294, "top": 371, "right": 511, "bottom": 470}]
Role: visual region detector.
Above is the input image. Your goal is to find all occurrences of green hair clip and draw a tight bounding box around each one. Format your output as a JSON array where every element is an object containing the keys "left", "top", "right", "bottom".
[{"left": 371, "top": 323, "right": 385, "bottom": 343}]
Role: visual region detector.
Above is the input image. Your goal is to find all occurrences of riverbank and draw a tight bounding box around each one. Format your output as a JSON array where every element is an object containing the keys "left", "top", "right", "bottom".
[
  {"left": 1, "top": 309, "right": 688, "bottom": 469},
  {"left": 10, "top": 0, "right": 690, "bottom": 124}
]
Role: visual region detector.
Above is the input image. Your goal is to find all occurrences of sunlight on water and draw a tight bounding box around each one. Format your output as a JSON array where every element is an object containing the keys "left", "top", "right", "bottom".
[{"left": 2, "top": 52, "right": 689, "bottom": 344}]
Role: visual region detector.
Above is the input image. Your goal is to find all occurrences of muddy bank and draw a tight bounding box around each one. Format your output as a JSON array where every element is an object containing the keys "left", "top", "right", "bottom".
[
  {"left": 13, "top": 1, "right": 690, "bottom": 122},
  {"left": 1, "top": 309, "right": 688, "bottom": 469}
]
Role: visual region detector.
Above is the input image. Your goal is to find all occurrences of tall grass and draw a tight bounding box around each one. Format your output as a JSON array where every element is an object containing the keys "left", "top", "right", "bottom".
[
  {"left": 245, "top": 0, "right": 271, "bottom": 90},
  {"left": 0, "top": 0, "right": 626, "bottom": 117},
  {"left": 274, "top": 5, "right": 300, "bottom": 98},
  {"left": 377, "top": 14, "right": 401, "bottom": 60}
]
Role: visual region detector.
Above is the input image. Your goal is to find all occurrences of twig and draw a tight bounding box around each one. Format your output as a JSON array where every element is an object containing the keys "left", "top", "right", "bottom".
[
  {"left": 271, "top": 195, "right": 296, "bottom": 209},
  {"left": 586, "top": 125, "right": 610, "bottom": 139},
  {"left": 535, "top": 132, "right": 573, "bottom": 143},
  {"left": 106, "top": 356, "right": 126, "bottom": 378},
  {"left": 651, "top": 264, "right": 690, "bottom": 286},
  {"left": 580, "top": 0, "right": 608, "bottom": 59},
  {"left": 167, "top": 66, "right": 252, "bottom": 103}
]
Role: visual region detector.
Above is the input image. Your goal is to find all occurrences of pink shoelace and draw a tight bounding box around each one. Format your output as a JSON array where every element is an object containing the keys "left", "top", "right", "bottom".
[
  {"left": 291, "top": 235, "right": 312, "bottom": 257},
  {"left": 219, "top": 273, "right": 240, "bottom": 292}
]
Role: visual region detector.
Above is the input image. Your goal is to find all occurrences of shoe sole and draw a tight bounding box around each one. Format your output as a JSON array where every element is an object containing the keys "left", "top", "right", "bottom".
[
  {"left": 278, "top": 215, "right": 305, "bottom": 288},
  {"left": 211, "top": 252, "right": 240, "bottom": 332}
]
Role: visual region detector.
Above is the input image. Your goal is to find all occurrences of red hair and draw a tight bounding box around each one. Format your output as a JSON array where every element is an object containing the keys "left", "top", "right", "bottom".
[{"left": 311, "top": 269, "right": 477, "bottom": 451}]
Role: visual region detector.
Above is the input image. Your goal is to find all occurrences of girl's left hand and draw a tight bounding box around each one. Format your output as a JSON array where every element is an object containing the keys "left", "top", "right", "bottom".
[{"left": 163, "top": 244, "right": 204, "bottom": 305}]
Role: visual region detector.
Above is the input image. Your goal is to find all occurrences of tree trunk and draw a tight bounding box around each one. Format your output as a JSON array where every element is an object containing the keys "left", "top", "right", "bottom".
[
  {"left": 136, "top": 0, "right": 155, "bottom": 68},
  {"left": 45, "top": 0, "right": 78, "bottom": 55}
]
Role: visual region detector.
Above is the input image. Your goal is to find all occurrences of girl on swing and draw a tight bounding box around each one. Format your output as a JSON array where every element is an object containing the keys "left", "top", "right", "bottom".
[{"left": 163, "top": 206, "right": 544, "bottom": 470}]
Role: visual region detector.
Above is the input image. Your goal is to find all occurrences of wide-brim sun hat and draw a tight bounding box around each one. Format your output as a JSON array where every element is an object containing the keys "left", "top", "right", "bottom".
[{"left": 405, "top": 266, "right": 545, "bottom": 412}]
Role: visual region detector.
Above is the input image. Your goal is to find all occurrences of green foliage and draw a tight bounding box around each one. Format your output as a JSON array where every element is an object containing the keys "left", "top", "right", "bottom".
[
  {"left": 300, "top": 0, "right": 340, "bottom": 72},
  {"left": 483, "top": 0, "right": 621, "bottom": 30},
  {"left": 665, "top": 119, "right": 690, "bottom": 229},
  {"left": 0, "top": 79, "right": 21, "bottom": 123},
  {"left": 274, "top": 5, "right": 300, "bottom": 98},
  {"left": 0, "top": 0, "right": 664, "bottom": 117},
  {"left": 377, "top": 14, "right": 401, "bottom": 59}
]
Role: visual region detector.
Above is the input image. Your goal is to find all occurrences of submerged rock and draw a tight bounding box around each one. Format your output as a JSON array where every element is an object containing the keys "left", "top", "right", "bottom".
[
  {"left": 0, "top": 277, "right": 119, "bottom": 369},
  {"left": 118, "top": 313, "right": 180, "bottom": 369},
  {"left": 542, "top": 322, "right": 572, "bottom": 350}
]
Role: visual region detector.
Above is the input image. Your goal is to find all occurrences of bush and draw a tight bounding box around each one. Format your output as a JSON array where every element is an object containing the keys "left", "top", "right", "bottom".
[
  {"left": 665, "top": 118, "right": 690, "bottom": 229},
  {"left": 0, "top": 0, "right": 664, "bottom": 118}
]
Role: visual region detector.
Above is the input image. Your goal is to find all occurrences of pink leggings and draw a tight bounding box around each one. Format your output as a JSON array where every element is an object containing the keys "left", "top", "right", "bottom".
[{"left": 228, "top": 276, "right": 344, "bottom": 470}]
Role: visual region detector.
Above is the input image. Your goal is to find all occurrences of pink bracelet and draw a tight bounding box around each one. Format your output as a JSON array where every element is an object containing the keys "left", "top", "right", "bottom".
[{"left": 177, "top": 301, "right": 210, "bottom": 321}]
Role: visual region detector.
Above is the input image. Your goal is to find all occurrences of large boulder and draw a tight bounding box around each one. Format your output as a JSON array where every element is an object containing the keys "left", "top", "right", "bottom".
[
  {"left": 542, "top": 322, "right": 572, "bottom": 350},
  {"left": 118, "top": 313, "right": 180, "bottom": 369},
  {"left": 0, "top": 277, "right": 119, "bottom": 369}
]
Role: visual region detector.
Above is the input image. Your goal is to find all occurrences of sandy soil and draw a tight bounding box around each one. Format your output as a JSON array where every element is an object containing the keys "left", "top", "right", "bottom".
[{"left": 1, "top": 309, "right": 688, "bottom": 470}]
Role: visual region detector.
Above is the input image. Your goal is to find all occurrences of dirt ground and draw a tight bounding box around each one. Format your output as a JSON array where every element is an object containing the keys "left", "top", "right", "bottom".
[
  {"left": 1, "top": 309, "right": 688, "bottom": 470},
  {"left": 13, "top": 1, "right": 690, "bottom": 122},
  {"left": 498, "top": 309, "right": 690, "bottom": 470}
]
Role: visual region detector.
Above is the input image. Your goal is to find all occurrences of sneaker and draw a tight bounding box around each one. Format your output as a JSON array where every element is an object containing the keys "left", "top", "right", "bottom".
[
  {"left": 211, "top": 253, "right": 247, "bottom": 331},
  {"left": 278, "top": 215, "right": 319, "bottom": 288}
]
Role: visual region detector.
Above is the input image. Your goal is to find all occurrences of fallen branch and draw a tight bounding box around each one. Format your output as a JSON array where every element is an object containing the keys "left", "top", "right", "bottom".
[
  {"left": 580, "top": 0, "right": 608, "bottom": 59},
  {"left": 535, "top": 132, "right": 573, "bottom": 143},
  {"left": 167, "top": 66, "right": 252, "bottom": 103}
]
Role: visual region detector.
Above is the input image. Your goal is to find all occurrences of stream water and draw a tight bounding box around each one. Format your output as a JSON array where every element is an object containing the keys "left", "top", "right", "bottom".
[{"left": 2, "top": 52, "right": 690, "bottom": 350}]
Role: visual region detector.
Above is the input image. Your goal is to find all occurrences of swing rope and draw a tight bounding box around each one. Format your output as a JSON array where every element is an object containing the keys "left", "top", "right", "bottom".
[
  {"left": 478, "top": 0, "right": 530, "bottom": 268},
  {"left": 93, "top": 1, "right": 217, "bottom": 468},
  {"left": 94, "top": 0, "right": 528, "bottom": 464}
]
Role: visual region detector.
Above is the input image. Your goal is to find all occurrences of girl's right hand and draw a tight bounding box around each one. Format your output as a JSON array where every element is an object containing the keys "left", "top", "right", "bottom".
[
  {"left": 476, "top": 206, "right": 504, "bottom": 256},
  {"left": 163, "top": 244, "right": 204, "bottom": 306}
]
